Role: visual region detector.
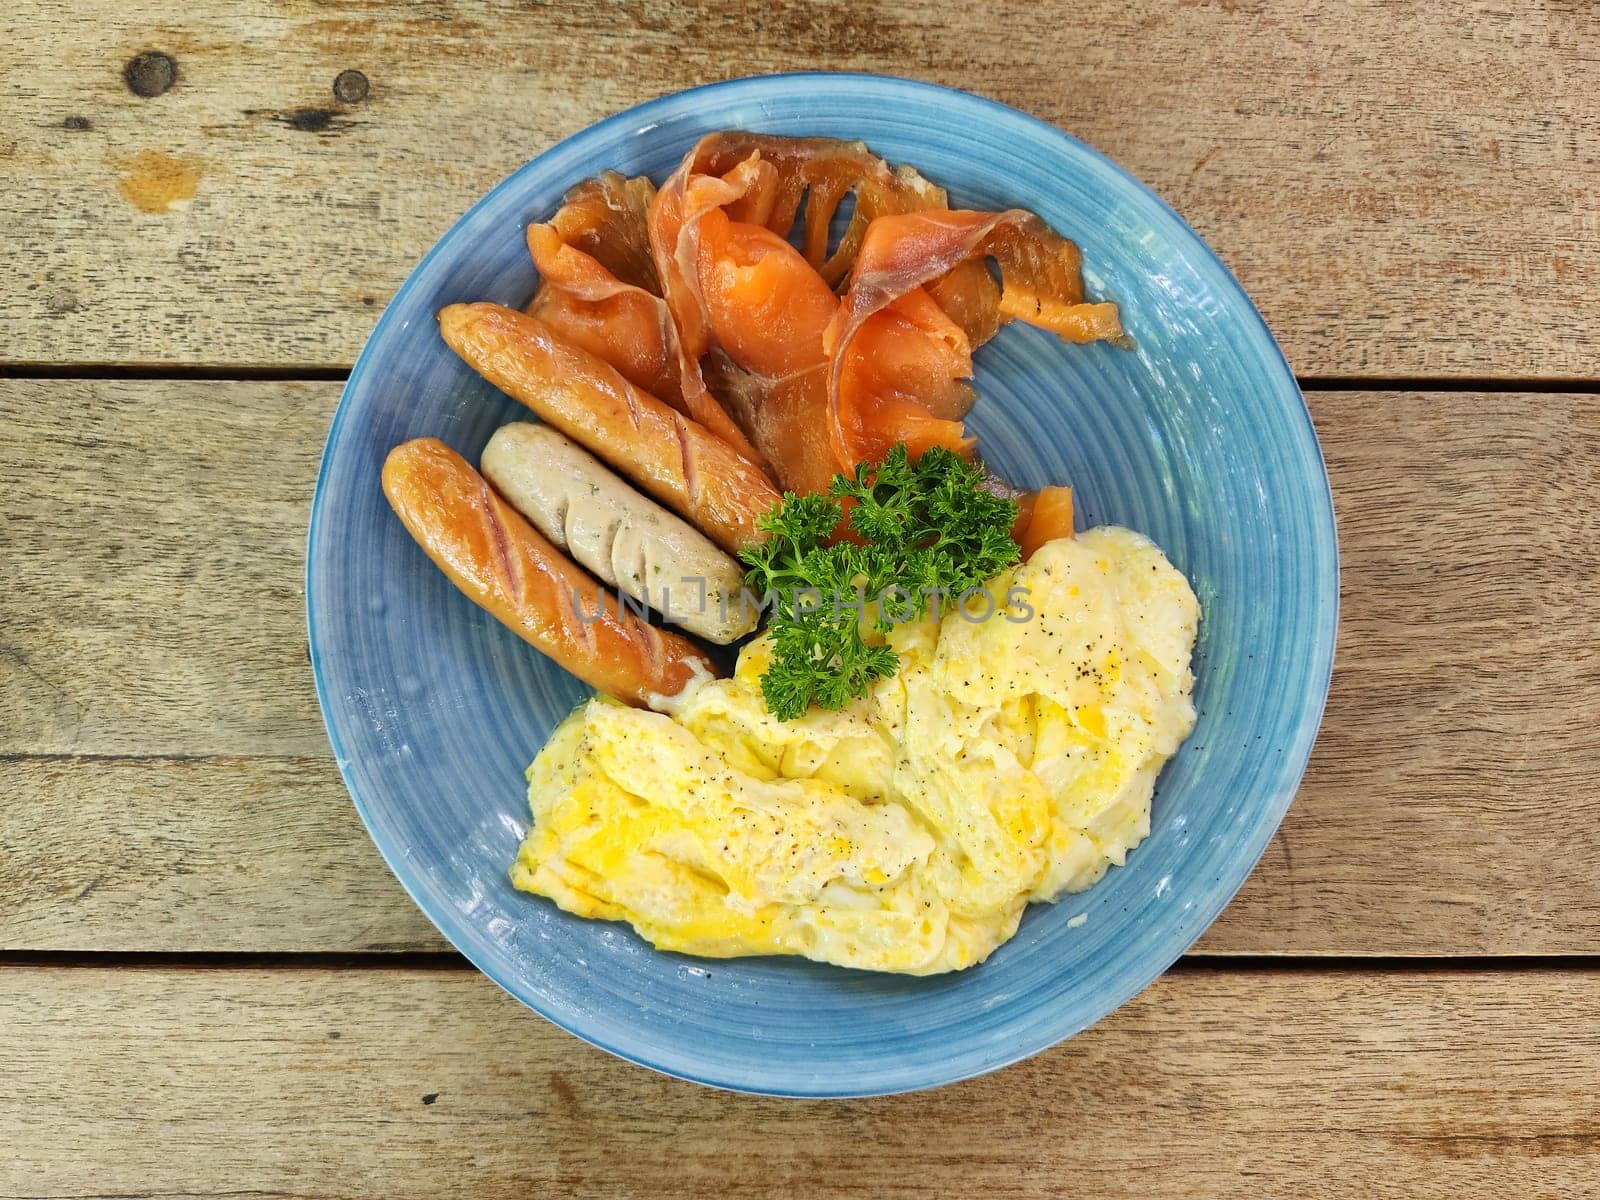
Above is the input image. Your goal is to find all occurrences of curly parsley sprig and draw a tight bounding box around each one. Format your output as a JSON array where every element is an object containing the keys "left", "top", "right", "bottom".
[{"left": 739, "top": 445, "right": 1020, "bottom": 720}]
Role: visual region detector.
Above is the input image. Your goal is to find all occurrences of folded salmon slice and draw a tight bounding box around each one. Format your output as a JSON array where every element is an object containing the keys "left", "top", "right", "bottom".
[
  {"left": 525, "top": 172, "right": 765, "bottom": 467},
  {"left": 652, "top": 132, "right": 946, "bottom": 288},
  {"left": 832, "top": 287, "right": 976, "bottom": 466},
  {"left": 646, "top": 136, "right": 956, "bottom": 491},
  {"left": 834, "top": 208, "right": 1124, "bottom": 346},
  {"left": 542, "top": 170, "right": 660, "bottom": 291},
  {"left": 825, "top": 208, "right": 1124, "bottom": 481},
  {"left": 692, "top": 206, "right": 843, "bottom": 495},
  {"left": 526, "top": 224, "right": 681, "bottom": 408},
  {"left": 525, "top": 173, "right": 667, "bottom": 387},
  {"left": 925, "top": 258, "right": 1002, "bottom": 348},
  {"left": 695, "top": 225, "right": 976, "bottom": 489}
]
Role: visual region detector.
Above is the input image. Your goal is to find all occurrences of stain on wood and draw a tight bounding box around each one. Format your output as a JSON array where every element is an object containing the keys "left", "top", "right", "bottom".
[
  {"left": 62, "top": 115, "right": 92, "bottom": 131},
  {"left": 244, "top": 106, "right": 360, "bottom": 136},
  {"left": 122, "top": 50, "right": 177, "bottom": 98},
  {"left": 113, "top": 149, "right": 200, "bottom": 213},
  {"left": 547, "top": 1071, "right": 580, "bottom": 1110},
  {"left": 333, "top": 68, "right": 370, "bottom": 104},
  {"left": 288, "top": 108, "right": 336, "bottom": 133}
]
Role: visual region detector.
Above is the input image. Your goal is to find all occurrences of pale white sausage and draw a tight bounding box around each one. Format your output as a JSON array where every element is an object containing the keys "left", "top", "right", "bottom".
[{"left": 481, "top": 423, "right": 757, "bottom": 644}]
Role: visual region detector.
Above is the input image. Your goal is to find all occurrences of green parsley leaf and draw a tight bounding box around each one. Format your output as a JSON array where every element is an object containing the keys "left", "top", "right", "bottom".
[{"left": 740, "top": 444, "right": 1020, "bottom": 721}]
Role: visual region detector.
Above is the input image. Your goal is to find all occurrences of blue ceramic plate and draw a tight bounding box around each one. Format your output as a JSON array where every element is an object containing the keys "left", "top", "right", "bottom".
[{"left": 308, "top": 73, "right": 1337, "bottom": 1097}]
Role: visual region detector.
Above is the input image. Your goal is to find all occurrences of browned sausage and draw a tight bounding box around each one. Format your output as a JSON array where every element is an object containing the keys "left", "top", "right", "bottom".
[
  {"left": 437, "top": 302, "right": 780, "bottom": 554},
  {"left": 381, "top": 437, "right": 717, "bottom": 708}
]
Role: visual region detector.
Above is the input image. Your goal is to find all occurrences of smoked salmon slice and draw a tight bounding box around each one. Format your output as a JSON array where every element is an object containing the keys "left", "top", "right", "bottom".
[
  {"left": 646, "top": 134, "right": 952, "bottom": 493},
  {"left": 526, "top": 223, "right": 682, "bottom": 410},
  {"left": 924, "top": 258, "right": 1002, "bottom": 348},
  {"left": 690, "top": 204, "right": 842, "bottom": 495},
  {"left": 525, "top": 172, "right": 766, "bottom": 467},
  {"left": 829, "top": 208, "right": 1124, "bottom": 362},
  {"left": 651, "top": 132, "right": 946, "bottom": 289},
  {"left": 824, "top": 208, "right": 1124, "bottom": 484},
  {"left": 829, "top": 286, "right": 977, "bottom": 467},
  {"left": 540, "top": 170, "right": 660, "bottom": 291},
  {"left": 1013, "top": 485, "right": 1075, "bottom": 557}
]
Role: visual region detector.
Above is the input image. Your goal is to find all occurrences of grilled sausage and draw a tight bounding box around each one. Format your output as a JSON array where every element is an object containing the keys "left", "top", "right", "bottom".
[
  {"left": 438, "top": 302, "right": 780, "bottom": 554},
  {"left": 382, "top": 437, "right": 717, "bottom": 708}
]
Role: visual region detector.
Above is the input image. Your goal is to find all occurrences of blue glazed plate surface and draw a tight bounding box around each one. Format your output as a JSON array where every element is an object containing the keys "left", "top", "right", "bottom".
[{"left": 307, "top": 73, "right": 1338, "bottom": 1097}]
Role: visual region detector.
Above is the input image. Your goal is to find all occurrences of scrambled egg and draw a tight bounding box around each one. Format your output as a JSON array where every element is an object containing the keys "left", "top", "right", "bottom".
[{"left": 510, "top": 528, "right": 1200, "bottom": 974}]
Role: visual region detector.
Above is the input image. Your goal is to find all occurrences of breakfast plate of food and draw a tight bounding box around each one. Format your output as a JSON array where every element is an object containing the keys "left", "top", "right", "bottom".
[{"left": 307, "top": 73, "right": 1337, "bottom": 1096}]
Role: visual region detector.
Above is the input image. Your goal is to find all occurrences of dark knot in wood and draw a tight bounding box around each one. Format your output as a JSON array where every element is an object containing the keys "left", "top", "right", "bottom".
[
  {"left": 123, "top": 51, "right": 177, "bottom": 98},
  {"left": 333, "top": 69, "right": 370, "bottom": 104}
]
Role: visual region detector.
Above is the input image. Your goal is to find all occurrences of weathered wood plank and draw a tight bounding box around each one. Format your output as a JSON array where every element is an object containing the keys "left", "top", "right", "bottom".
[
  {"left": 0, "top": 379, "right": 330, "bottom": 759},
  {"left": 1, "top": 1, "right": 1596, "bottom": 377},
  {"left": 4, "top": 380, "right": 1600, "bottom": 954},
  {"left": 0, "top": 755, "right": 446, "bottom": 953},
  {"left": 1, "top": 965, "right": 1595, "bottom": 1197}
]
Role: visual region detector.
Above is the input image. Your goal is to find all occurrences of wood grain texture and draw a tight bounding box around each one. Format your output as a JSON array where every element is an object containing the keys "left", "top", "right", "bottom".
[
  {"left": 0, "top": 755, "right": 446, "bottom": 953},
  {"left": 0, "top": 964, "right": 1596, "bottom": 1197},
  {"left": 1, "top": 0, "right": 1596, "bottom": 378},
  {"left": 0, "top": 379, "right": 329, "bottom": 759},
  {"left": 4, "top": 379, "right": 1599, "bottom": 954},
  {"left": 1197, "top": 386, "right": 1600, "bottom": 954}
]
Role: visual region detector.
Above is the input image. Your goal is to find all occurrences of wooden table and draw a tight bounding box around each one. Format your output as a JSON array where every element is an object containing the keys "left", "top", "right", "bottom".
[{"left": 3, "top": 2, "right": 1597, "bottom": 1195}]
